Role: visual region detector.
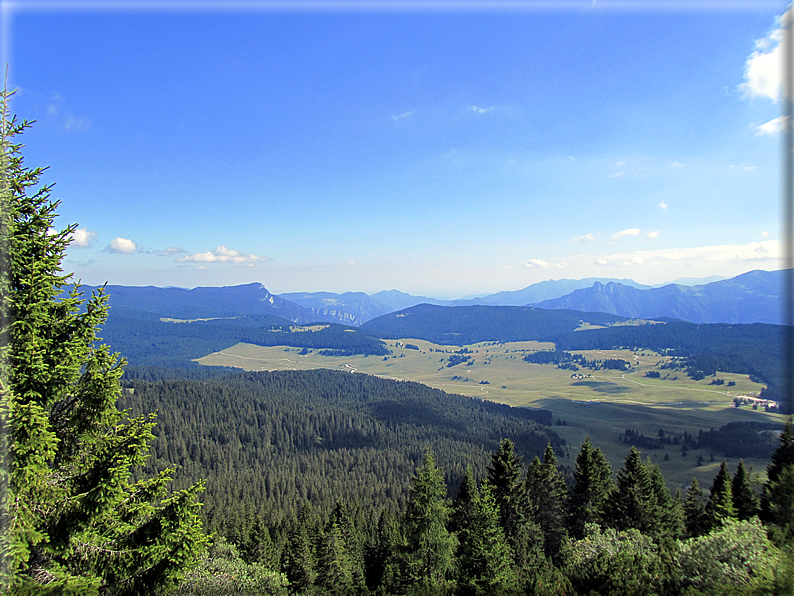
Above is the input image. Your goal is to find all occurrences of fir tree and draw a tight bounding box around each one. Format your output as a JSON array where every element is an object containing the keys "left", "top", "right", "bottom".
[
  {"left": 0, "top": 91, "right": 206, "bottom": 594},
  {"left": 241, "top": 516, "right": 279, "bottom": 570},
  {"left": 484, "top": 438, "right": 539, "bottom": 576},
  {"left": 568, "top": 437, "right": 614, "bottom": 539},
  {"left": 683, "top": 478, "right": 708, "bottom": 538},
  {"left": 455, "top": 483, "right": 519, "bottom": 596},
  {"left": 398, "top": 451, "right": 457, "bottom": 594},
  {"left": 316, "top": 522, "right": 356, "bottom": 596},
  {"left": 485, "top": 438, "right": 525, "bottom": 536},
  {"left": 761, "top": 419, "right": 794, "bottom": 526},
  {"left": 525, "top": 444, "right": 568, "bottom": 560},
  {"left": 450, "top": 465, "right": 478, "bottom": 536},
  {"left": 282, "top": 503, "right": 318, "bottom": 592},
  {"left": 610, "top": 447, "right": 660, "bottom": 538},
  {"left": 762, "top": 420, "right": 794, "bottom": 543},
  {"left": 705, "top": 461, "right": 736, "bottom": 530},
  {"left": 647, "top": 461, "right": 683, "bottom": 540},
  {"left": 731, "top": 459, "right": 759, "bottom": 521}
]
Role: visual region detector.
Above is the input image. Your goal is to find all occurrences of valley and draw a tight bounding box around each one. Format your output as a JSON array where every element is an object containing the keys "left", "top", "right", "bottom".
[{"left": 196, "top": 338, "right": 782, "bottom": 490}]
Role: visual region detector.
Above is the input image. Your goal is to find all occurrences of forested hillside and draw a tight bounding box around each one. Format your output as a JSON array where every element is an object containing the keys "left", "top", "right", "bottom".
[
  {"left": 100, "top": 309, "right": 389, "bottom": 368},
  {"left": 361, "top": 304, "right": 627, "bottom": 345},
  {"left": 119, "top": 369, "right": 560, "bottom": 540},
  {"left": 120, "top": 370, "right": 794, "bottom": 596}
]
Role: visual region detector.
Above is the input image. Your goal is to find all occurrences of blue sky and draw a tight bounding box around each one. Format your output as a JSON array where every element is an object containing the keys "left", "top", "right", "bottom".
[{"left": 3, "top": 0, "right": 791, "bottom": 297}]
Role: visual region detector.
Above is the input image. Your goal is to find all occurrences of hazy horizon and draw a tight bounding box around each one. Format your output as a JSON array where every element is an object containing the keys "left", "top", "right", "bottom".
[{"left": 4, "top": 1, "right": 789, "bottom": 296}]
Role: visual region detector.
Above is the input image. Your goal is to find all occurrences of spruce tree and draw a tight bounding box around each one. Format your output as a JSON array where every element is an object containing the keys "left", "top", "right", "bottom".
[
  {"left": 762, "top": 420, "right": 794, "bottom": 542},
  {"left": 450, "top": 465, "right": 478, "bottom": 536},
  {"left": 683, "top": 478, "right": 708, "bottom": 538},
  {"left": 485, "top": 438, "right": 525, "bottom": 536},
  {"left": 316, "top": 522, "right": 356, "bottom": 596},
  {"left": 398, "top": 451, "right": 457, "bottom": 594},
  {"left": 0, "top": 91, "right": 206, "bottom": 594},
  {"left": 731, "top": 459, "right": 759, "bottom": 521},
  {"left": 647, "top": 461, "right": 683, "bottom": 540},
  {"left": 761, "top": 419, "right": 794, "bottom": 526},
  {"left": 525, "top": 444, "right": 568, "bottom": 560},
  {"left": 610, "top": 447, "right": 660, "bottom": 538},
  {"left": 455, "top": 483, "right": 518, "bottom": 596},
  {"left": 568, "top": 437, "right": 614, "bottom": 539},
  {"left": 705, "top": 461, "right": 736, "bottom": 530},
  {"left": 282, "top": 503, "right": 318, "bottom": 592},
  {"left": 484, "top": 438, "right": 540, "bottom": 577}
]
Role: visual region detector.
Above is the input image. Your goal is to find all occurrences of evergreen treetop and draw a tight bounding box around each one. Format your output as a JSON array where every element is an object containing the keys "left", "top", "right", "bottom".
[{"left": 0, "top": 90, "right": 207, "bottom": 594}]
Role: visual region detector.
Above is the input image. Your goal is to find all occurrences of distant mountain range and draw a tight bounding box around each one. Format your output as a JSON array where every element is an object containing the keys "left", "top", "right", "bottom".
[
  {"left": 82, "top": 269, "right": 786, "bottom": 327},
  {"left": 531, "top": 269, "right": 783, "bottom": 325}
]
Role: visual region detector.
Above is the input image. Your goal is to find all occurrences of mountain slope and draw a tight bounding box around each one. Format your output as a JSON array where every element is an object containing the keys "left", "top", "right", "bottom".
[
  {"left": 458, "top": 277, "right": 652, "bottom": 306},
  {"left": 87, "top": 283, "right": 315, "bottom": 322},
  {"left": 278, "top": 291, "right": 393, "bottom": 325},
  {"left": 361, "top": 304, "right": 629, "bottom": 345},
  {"left": 532, "top": 269, "right": 784, "bottom": 324}
]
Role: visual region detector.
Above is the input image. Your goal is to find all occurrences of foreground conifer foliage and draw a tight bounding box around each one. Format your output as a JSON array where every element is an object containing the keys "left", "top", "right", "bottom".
[{"left": 0, "top": 92, "right": 207, "bottom": 594}]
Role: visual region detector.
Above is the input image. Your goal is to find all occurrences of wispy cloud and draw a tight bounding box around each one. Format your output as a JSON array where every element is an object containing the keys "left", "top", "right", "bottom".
[
  {"left": 610, "top": 171, "right": 624, "bottom": 178},
  {"left": 523, "top": 259, "right": 568, "bottom": 269},
  {"left": 155, "top": 246, "right": 188, "bottom": 257},
  {"left": 391, "top": 111, "right": 414, "bottom": 121},
  {"left": 754, "top": 115, "right": 790, "bottom": 136},
  {"left": 69, "top": 227, "right": 98, "bottom": 248},
  {"left": 105, "top": 237, "right": 138, "bottom": 254},
  {"left": 615, "top": 161, "right": 626, "bottom": 167},
  {"left": 610, "top": 228, "right": 641, "bottom": 243},
  {"left": 669, "top": 161, "right": 685, "bottom": 168},
  {"left": 730, "top": 163, "right": 757, "bottom": 172},
  {"left": 571, "top": 233, "right": 595, "bottom": 244},
  {"left": 469, "top": 105, "right": 494, "bottom": 114},
  {"left": 642, "top": 231, "right": 660, "bottom": 242},
  {"left": 658, "top": 201, "right": 668, "bottom": 213},
  {"left": 740, "top": 6, "right": 791, "bottom": 101},
  {"left": 177, "top": 245, "right": 269, "bottom": 264},
  {"left": 592, "top": 240, "right": 779, "bottom": 268},
  {"left": 46, "top": 92, "right": 91, "bottom": 132}
]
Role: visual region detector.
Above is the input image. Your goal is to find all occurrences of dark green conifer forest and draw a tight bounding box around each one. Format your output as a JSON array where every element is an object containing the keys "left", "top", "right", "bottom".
[{"left": 3, "top": 98, "right": 794, "bottom": 595}]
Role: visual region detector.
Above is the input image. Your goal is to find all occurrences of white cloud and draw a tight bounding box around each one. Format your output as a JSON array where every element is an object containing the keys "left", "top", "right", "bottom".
[
  {"left": 755, "top": 115, "right": 790, "bottom": 136},
  {"left": 669, "top": 161, "right": 685, "bottom": 168},
  {"left": 740, "top": 6, "right": 791, "bottom": 101},
  {"left": 730, "top": 163, "right": 757, "bottom": 171},
  {"left": 762, "top": 230, "right": 770, "bottom": 237},
  {"left": 523, "top": 259, "right": 568, "bottom": 269},
  {"left": 155, "top": 246, "right": 187, "bottom": 257},
  {"left": 571, "top": 233, "right": 595, "bottom": 244},
  {"left": 177, "top": 245, "right": 269, "bottom": 264},
  {"left": 469, "top": 105, "right": 494, "bottom": 114},
  {"left": 611, "top": 228, "right": 641, "bottom": 242},
  {"left": 616, "top": 161, "right": 626, "bottom": 167},
  {"left": 610, "top": 171, "right": 625, "bottom": 178},
  {"left": 592, "top": 240, "right": 780, "bottom": 269},
  {"left": 106, "top": 237, "right": 137, "bottom": 254},
  {"left": 658, "top": 201, "right": 668, "bottom": 213},
  {"left": 524, "top": 259, "right": 550, "bottom": 269},
  {"left": 642, "top": 231, "right": 660, "bottom": 242},
  {"left": 69, "top": 227, "right": 98, "bottom": 248},
  {"left": 391, "top": 111, "right": 414, "bottom": 121}
]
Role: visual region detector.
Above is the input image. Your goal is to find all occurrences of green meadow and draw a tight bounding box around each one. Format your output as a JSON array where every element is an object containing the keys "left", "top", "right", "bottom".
[{"left": 197, "top": 338, "right": 784, "bottom": 490}]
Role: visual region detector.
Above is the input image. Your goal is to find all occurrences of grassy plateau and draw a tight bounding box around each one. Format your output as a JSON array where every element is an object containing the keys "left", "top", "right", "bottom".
[{"left": 196, "top": 337, "right": 785, "bottom": 490}]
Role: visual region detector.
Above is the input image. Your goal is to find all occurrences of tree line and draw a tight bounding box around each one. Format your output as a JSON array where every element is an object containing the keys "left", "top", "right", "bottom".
[{"left": 163, "top": 431, "right": 794, "bottom": 595}]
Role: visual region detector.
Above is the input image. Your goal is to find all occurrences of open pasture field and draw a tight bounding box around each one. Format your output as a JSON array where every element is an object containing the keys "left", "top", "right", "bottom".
[{"left": 197, "top": 339, "right": 785, "bottom": 489}]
